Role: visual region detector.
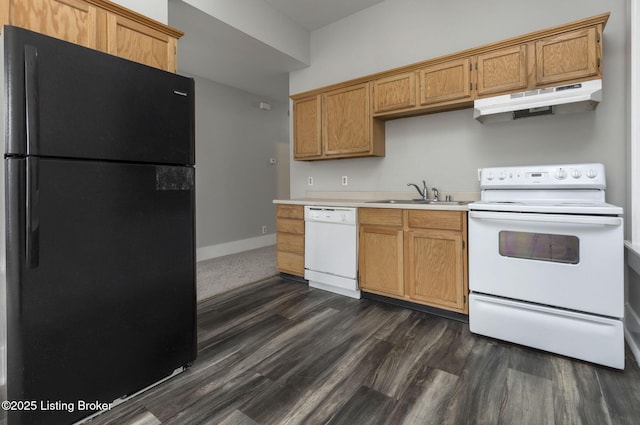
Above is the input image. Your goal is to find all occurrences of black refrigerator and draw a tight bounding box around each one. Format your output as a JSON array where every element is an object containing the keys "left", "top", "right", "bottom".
[{"left": 0, "top": 26, "right": 197, "bottom": 425}]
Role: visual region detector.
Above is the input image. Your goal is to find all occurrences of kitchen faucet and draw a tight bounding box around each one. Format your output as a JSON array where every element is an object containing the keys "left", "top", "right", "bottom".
[
  {"left": 431, "top": 187, "right": 439, "bottom": 201},
  {"left": 407, "top": 180, "right": 429, "bottom": 200}
]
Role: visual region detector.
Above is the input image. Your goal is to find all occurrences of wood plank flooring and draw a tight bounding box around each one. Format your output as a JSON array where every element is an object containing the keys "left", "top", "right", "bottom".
[{"left": 81, "top": 277, "right": 640, "bottom": 424}]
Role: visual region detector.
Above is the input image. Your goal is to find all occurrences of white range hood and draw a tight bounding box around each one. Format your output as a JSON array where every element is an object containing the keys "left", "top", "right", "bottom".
[{"left": 473, "top": 79, "right": 602, "bottom": 123}]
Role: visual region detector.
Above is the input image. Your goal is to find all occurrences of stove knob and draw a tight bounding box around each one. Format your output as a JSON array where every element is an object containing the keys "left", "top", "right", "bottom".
[
  {"left": 571, "top": 169, "right": 582, "bottom": 179},
  {"left": 555, "top": 168, "right": 567, "bottom": 180},
  {"left": 498, "top": 172, "right": 506, "bottom": 180},
  {"left": 586, "top": 169, "right": 598, "bottom": 178},
  {"left": 486, "top": 172, "right": 494, "bottom": 181}
]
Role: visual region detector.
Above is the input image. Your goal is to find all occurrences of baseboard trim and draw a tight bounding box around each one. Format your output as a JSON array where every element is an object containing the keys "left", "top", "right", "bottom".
[
  {"left": 625, "top": 303, "right": 640, "bottom": 367},
  {"left": 362, "top": 292, "right": 469, "bottom": 324},
  {"left": 197, "top": 234, "right": 276, "bottom": 262},
  {"left": 279, "top": 272, "right": 308, "bottom": 284}
]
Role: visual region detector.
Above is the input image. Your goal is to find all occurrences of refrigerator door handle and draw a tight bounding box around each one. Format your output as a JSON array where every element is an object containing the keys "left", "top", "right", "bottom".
[
  {"left": 26, "top": 157, "right": 40, "bottom": 268},
  {"left": 24, "top": 44, "right": 40, "bottom": 154}
]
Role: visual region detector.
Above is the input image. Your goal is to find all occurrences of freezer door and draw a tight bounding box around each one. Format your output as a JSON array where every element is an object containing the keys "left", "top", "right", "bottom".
[
  {"left": 4, "top": 26, "right": 194, "bottom": 165},
  {"left": 5, "top": 158, "right": 196, "bottom": 425}
]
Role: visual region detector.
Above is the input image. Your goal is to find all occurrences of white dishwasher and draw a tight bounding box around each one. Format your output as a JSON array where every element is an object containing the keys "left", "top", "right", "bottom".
[{"left": 304, "top": 206, "right": 359, "bottom": 299}]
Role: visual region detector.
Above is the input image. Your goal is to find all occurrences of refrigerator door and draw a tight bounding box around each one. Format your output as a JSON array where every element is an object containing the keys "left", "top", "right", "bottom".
[
  {"left": 6, "top": 158, "right": 196, "bottom": 425},
  {"left": 4, "top": 26, "right": 194, "bottom": 165}
]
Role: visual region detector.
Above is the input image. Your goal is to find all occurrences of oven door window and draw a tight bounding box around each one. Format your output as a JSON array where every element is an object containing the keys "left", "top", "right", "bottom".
[{"left": 498, "top": 231, "right": 579, "bottom": 264}]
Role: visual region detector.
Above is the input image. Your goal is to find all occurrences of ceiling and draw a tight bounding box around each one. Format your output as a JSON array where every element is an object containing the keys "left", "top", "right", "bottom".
[
  {"left": 168, "top": 0, "right": 385, "bottom": 102},
  {"left": 263, "top": 0, "right": 385, "bottom": 32}
]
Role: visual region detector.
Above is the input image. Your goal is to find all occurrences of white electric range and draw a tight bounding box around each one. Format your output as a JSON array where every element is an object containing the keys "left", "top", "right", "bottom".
[{"left": 468, "top": 163, "right": 624, "bottom": 369}]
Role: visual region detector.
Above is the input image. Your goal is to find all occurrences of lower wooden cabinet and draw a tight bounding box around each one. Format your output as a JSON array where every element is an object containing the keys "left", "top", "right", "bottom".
[
  {"left": 358, "top": 208, "right": 468, "bottom": 314},
  {"left": 405, "top": 228, "right": 466, "bottom": 311},
  {"left": 276, "top": 205, "right": 305, "bottom": 277},
  {"left": 359, "top": 225, "right": 404, "bottom": 297}
]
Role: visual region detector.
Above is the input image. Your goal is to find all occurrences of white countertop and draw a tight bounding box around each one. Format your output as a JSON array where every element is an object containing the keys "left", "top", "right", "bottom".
[{"left": 273, "top": 191, "right": 480, "bottom": 211}]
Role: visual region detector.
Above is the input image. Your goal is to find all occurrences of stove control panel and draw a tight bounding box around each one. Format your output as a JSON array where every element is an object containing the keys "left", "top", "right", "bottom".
[{"left": 479, "top": 163, "right": 605, "bottom": 189}]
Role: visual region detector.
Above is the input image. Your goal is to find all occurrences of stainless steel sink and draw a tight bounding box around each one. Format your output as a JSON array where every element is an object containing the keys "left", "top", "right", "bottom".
[
  {"left": 423, "top": 200, "right": 471, "bottom": 205},
  {"left": 367, "top": 199, "right": 470, "bottom": 205},
  {"left": 367, "top": 199, "right": 426, "bottom": 204}
]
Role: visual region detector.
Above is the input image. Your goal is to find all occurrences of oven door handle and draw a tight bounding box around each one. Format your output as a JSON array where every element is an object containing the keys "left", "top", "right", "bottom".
[{"left": 469, "top": 211, "right": 622, "bottom": 227}]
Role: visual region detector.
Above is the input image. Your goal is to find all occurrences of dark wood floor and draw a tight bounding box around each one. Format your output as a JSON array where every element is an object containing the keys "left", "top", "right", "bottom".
[{"left": 84, "top": 277, "right": 640, "bottom": 425}]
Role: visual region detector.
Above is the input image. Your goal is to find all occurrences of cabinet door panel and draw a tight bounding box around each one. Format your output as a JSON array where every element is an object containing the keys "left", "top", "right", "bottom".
[
  {"left": 536, "top": 27, "right": 599, "bottom": 86},
  {"left": 323, "top": 83, "right": 371, "bottom": 156},
  {"left": 419, "top": 58, "right": 472, "bottom": 106},
  {"left": 359, "top": 226, "right": 404, "bottom": 297},
  {"left": 476, "top": 45, "right": 528, "bottom": 97},
  {"left": 277, "top": 251, "right": 304, "bottom": 276},
  {"left": 406, "top": 229, "right": 465, "bottom": 311},
  {"left": 293, "top": 96, "right": 322, "bottom": 159},
  {"left": 8, "top": 0, "right": 100, "bottom": 49},
  {"left": 373, "top": 72, "right": 416, "bottom": 113},
  {"left": 106, "top": 13, "right": 175, "bottom": 72}
]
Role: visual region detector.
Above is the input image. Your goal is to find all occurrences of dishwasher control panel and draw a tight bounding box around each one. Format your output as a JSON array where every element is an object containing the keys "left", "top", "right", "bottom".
[{"left": 304, "top": 206, "right": 357, "bottom": 225}]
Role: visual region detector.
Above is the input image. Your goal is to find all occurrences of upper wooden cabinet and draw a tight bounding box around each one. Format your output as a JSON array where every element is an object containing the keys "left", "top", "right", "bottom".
[
  {"left": 323, "top": 83, "right": 373, "bottom": 157},
  {"left": 476, "top": 26, "right": 602, "bottom": 98},
  {"left": 476, "top": 45, "right": 528, "bottom": 97},
  {"left": 106, "top": 12, "right": 178, "bottom": 72},
  {"left": 3, "top": 0, "right": 102, "bottom": 49},
  {"left": 293, "top": 95, "right": 322, "bottom": 159},
  {"left": 535, "top": 27, "right": 600, "bottom": 86},
  {"left": 372, "top": 71, "right": 416, "bottom": 114},
  {"left": 0, "top": 0, "right": 183, "bottom": 72},
  {"left": 292, "top": 83, "right": 385, "bottom": 161},
  {"left": 418, "top": 58, "right": 473, "bottom": 106},
  {"left": 291, "top": 13, "right": 608, "bottom": 158}
]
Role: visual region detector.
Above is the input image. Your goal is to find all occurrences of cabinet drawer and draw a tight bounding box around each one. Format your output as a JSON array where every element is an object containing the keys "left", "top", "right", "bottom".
[
  {"left": 277, "top": 218, "right": 304, "bottom": 234},
  {"left": 359, "top": 208, "right": 403, "bottom": 226},
  {"left": 277, "top": 251, "right": 304, "bottom": 276},
  {"left": 277, "top": 204, "right": 304, "bottom": 219},
  {"left": 407, "top": 210, "right": 463, "bottom": 231},
  {"left": 277, "top": 233, "right": 304, "bottom": 254}
]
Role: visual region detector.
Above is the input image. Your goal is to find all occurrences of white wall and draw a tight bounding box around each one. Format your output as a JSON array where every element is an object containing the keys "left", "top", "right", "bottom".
[
  {"left": 191, "top": 75, "right": 289, "bottom": 259},
  {"left": 110, "top": 0, "right": 168, "bottom": 24},
  {"left": 180, "top": 0, "right": 309, "bottom": 65},
  {"left": 109, "top": 1, "right": 292, "bottom": 259},
  {"left": 289, "top": 0, "right": 627, "bottom": 211}
]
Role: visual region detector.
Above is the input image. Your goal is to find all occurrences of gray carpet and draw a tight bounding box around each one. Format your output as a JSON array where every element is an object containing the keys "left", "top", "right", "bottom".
[{"left": 196, "top": 245, "right": 278, "bottom": 301}]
